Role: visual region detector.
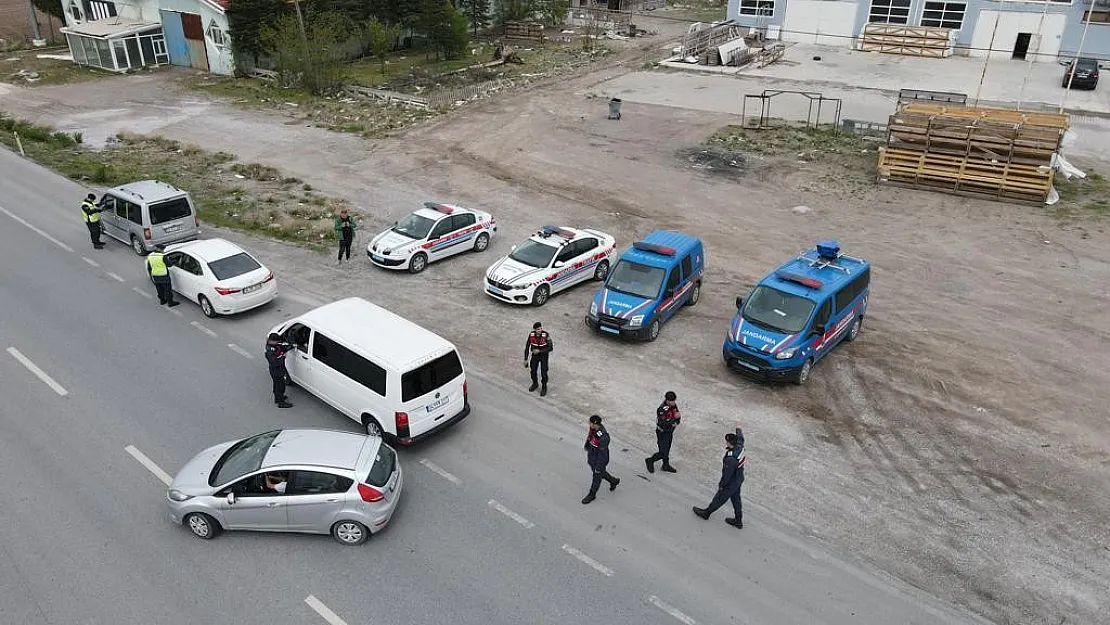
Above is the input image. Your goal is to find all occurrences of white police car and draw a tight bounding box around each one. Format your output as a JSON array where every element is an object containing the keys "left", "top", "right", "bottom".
[
  {"left": 484, "top": 226, "right": 616, "bottom": 306},
  {"left": 367, "top": 202, "right": 497, "bottom": 273}
]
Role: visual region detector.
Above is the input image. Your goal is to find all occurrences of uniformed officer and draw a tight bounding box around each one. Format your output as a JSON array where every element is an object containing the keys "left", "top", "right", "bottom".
[
  {"left": 81, "top": 193, "right": 105, "bottom": 249},
  {"left": 523, "top": 321, "right": 553, "bottom": 396},
  {"left": 145, "top": 245, "right": 179, "bottom": 307},
  {"left": 645, "top": 390, "right": 681, "bottom": 474},
  {"left": 582, "top": 415, "right": 620, "bottom": 504},
  {"left": 693, "top": 427, "right": 746, "bottom": 529},
  {"left": 265, "top": 333, "right": 294, "bottom": 409}
]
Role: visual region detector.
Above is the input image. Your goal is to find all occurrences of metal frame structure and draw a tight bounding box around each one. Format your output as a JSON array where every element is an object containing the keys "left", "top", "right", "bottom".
[{"left": 740, "top": 90, "right": 843, "bottom": 130}]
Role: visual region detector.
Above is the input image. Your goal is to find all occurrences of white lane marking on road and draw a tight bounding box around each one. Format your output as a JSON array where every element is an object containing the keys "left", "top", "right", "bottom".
[
  {"left": 304, "top": 595, "right": 349, "bottom": 625},
  {"left": 132, "top": 286, "right": 153, "bottom": 299},
  {"left": 562, "top": 544, "right": 614, "bottom": 577},
  {"left": 190, "top": 321, "right": 218, "bottom": 338},
  {"left": 648, "top": 595, "right": 697, "bottom": 625},
  {"left": 419, "top": 459, "right": 461, "bottom": 485},
  {"left": 82, "top": 256, "right": 100, "bottom": 267},
  {"left": 6, "top": 347, "right": 68, "bottom": 396},
  {"left": 228, "top": 344, "right": 254, "bottom": 359},
  {"left": 0, "top": 205, "right": 75, "bottom": 252},
  {"left": 124, "top": 445, "right": 173, "bottom": 486},
  {"left": 106, "top": 271, "right": 125, "bottom": 282},
  {"left": 489, "top": 499, "right": 535, "bottom": 528},
  {"left": 169, "top": 308, "right": 183, "bottom": 317}
]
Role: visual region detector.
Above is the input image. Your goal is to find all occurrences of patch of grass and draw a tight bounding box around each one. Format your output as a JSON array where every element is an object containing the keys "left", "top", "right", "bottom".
[
  {"left": 1, "top": 48, "right": 133, "bottom": 86},
  {"left": 1050, "top": 171, "right": 1110, "bottom": 221},
  {"left": 346, "top": 44, "right": 493, "bottom": 87},
  {"left": 0, "top": 115, "right": 351, "bottom": 248},
  {"left": 662, "top": 0, "right": 728, "bottom": 24}
]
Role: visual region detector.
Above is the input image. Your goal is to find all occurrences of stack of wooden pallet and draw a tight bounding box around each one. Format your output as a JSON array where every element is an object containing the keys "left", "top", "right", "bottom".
[
  {"left": 877, "top": 103, "right": 1070, "bottom": 204},
  {"left": 859, "top": 24, "right": 955, "bottom": 58}
]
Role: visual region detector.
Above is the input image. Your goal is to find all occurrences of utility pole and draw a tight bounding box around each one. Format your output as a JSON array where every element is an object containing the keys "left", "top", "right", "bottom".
[{"left": 26, "top": 0, "right": 45, "bottom": 46}]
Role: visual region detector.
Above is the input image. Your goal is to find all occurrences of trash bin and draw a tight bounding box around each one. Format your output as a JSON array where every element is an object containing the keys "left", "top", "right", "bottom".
[{"left": 608, "top": 98, "right": 622, "bottom": 120}]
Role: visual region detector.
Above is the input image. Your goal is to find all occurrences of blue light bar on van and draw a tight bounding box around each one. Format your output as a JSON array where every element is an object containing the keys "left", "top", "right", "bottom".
[
  {"left": 776, "top": 270, "right": 823, "bottom": 289},
  {"left": 816, "top": 240, "right": 840, "bottom": 259},
  {"left": 633, "top": 241, "right": 677, "bottom": 256},
  {"left": 540, "top": 225, "right": 576, "bottom": 239}
]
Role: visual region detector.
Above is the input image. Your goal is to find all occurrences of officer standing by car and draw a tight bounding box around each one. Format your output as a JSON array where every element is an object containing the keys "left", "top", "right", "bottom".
[
  {"left": 693, "top": 427, "right": 746, "bottom": 529},
  {"left": 334, "top": 208, "right": 357, "bottom": 265},
  {"left": 582, "top": 415, "right": 620, "bottom": 504},
  {"left": 524, "top": 321, "right": 553, "bottom": 396},
  {"left": 265, "top": 333, "right": 294, "bottom": 409},
  {"left": 81, "top": 193, "right": 105, "bottom": 249},
  {"left": 146, "top": 245, "right": 179, "bottom": 307},
  {"left": 645, "top": 391, "right": 681, "bottom": 473}
]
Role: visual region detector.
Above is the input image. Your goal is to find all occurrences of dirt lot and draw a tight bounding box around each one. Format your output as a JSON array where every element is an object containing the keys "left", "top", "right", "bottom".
[{"left": 2, "top": 19, "right": 1109, "bottom": 625}]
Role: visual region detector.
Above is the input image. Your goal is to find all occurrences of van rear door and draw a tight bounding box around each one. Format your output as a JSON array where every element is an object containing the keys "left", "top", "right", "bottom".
[
  {"left": 149, "top": 196, "right": 196, "bottom": 240},
  {"left": 400, "top": 350, "right": 465, "bottom": 437}
]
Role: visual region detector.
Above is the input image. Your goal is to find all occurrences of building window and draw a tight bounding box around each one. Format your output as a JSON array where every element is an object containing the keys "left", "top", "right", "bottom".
[
  {"left": 920, "top": 1, "right": 965, "bottom": 29},
  {"left": 738, "top": 0, "right": 775, "bottom": 17},
  {"left": 1083, "top": 11, "right": 1110, "bottom": 23},
  {"left": 67, "top": 0, "right": 85, "bottom": 22},
  {"left": 88, "top": 1, "right": 118, "bottom": 21},
  {"left": 869, "top": 0, "right": 911, "bottom": 24},
  {"left": 206, "top": 20, "right": 228, "bottom": 47}
]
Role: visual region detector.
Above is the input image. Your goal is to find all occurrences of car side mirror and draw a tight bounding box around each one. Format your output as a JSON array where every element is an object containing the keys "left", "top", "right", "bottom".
[
  {"left": 554, "top": 260, "right": 565, "bottom": 268},
  {"left": 510, "top": 244, "right": 517, "bottom": 251},
  {"left": 735, "top": 297, "right": 744, "bottom": 310},
  {"left": 226, "top": 492, "right": 236, "bottom": 505}
]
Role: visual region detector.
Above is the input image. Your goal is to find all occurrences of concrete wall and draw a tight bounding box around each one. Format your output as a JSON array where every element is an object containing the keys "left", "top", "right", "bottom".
[
  {"left": 727, "top": 0, "right": 786, "bottom": 29},
  {"left": 0, "top": 0, "right": 63, "bottom": 46},
  {"left": 156, "top": 0, "right": 232, "bottom": 74},
  {"left": 782, "top": 0, "right": 859, "bottom": 45}
]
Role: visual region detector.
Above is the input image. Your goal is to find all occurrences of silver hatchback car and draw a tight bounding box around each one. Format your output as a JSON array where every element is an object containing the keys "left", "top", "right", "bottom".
[{"left": 166, "top": 429, "right": 402, "bottom": 545}]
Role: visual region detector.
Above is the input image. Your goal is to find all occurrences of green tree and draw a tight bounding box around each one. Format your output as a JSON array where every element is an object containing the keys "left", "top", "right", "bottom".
[
  {"left": 30, "top": 0, "right": 64, "bottom": 21},
  {"left": 365, "top": 17, "right": 402, "bottom": 74},
  {"left": 420, "top": 0, "right": 469, "bottom": 60},
  {"left": 227, "top": 0, "right": 287, "bottom": 69},
  {"left": 368, "top": 0, "right": 423, "bottom": 28},
  {"left": 494, "top": 0, "right": 534, "bottom": 24},
  {"left": 260, "top": 10, "right": 350, "bottom": 96},
  {"left": 457, "top": 0, "right": 491, "bottom": 36},
  {"left": 536, "top": 0, "right": 567, "bottom": 26}
]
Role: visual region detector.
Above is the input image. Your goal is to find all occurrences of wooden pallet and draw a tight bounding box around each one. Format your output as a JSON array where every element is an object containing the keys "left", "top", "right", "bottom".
[
  {"left": 876, "top": 147, "right": 1053, "bottom": 203},
  {"left": 887, "top": 115, "right": 1065, "bottom": 165},
  {"left": 898, "top": 102, "right": 1070, "bottom": 130},
  {"left": 859, "top": 24, "right": 954, "bottom": 58}
]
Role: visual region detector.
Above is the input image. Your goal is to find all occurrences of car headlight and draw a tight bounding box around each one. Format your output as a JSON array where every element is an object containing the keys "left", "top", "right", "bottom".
[
  {"left": 167, "top": 489, "right": 194, "bottom": 502},
  {"left": 629, "top": 315, "right": 644, "bottom": 327},
  {"left": 775, "top": 347, "right": 798, "bottom": 360},
  {"left": 589, "top": 301, "right": 598, "bottom": 316}
]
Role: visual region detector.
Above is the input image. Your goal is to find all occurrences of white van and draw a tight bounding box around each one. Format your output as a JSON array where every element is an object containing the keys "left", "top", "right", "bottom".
[{"left": 269, "top": 297, "right": 470, "bottom": 445}]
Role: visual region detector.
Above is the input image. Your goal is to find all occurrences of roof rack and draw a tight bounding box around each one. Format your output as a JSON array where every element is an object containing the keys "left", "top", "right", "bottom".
[{"left": 795, "top": 240, "right": 864, "bottom": 274}]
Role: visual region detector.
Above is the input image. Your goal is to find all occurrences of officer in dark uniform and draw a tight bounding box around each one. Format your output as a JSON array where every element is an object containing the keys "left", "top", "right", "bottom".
[
  {"left": 81, "top": 193, "right": 105, "bottom": 249},
  {"left": 523, "top": 321, "right": 553, "bottom": 396},
  {"left": 693, "top": 427, "right": 746, "bottom": 529},
  {"left": 582, "top": 415, "right": 620, "bottom": 504},
  {"left": 265, "top": 333, "right": 294, "bottom": 409},
  {"left": 645, "top": 391, "right": 681, "bottom": 474}
]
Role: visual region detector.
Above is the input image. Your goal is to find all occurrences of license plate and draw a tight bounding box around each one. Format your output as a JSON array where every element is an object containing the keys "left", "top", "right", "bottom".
[
  {"left": 600, "top": 325, "right": 620, "bottom": 334},
  {"left": 734, "top": 359, "right": 759, "bottom": 371},
  {"left": 242, "top": 283, "right": 262, "bottom": 294},
  {"left": 164, "top": 224, "right": 181, "bottom": 233},
  {"left": 488, "top": 286, "right": 503, "bottom": 296},
  {"left": 425, "top": 397, "right": 449, "bottom": 413},
  {"left": 371, "top": 254, "right": 385, "bottom": 262}
]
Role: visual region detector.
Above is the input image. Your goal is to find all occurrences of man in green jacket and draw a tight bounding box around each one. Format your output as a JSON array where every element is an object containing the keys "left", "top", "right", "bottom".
[{"left": 334, "top": 209, "right": 357, "bottom": 264}]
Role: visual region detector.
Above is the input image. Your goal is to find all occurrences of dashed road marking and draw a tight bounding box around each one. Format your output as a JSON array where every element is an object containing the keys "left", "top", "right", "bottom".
[
  {"left": 228, "top": 344, "right": 254, "bottom": 359},
  {"left": 419, "top": 459, "right": 461, "bottom": 485},
  {"left": 190, "top": 321, "right": 218, "bottom": 338},
  {"left": 82, "top": 256, "right": 100, "bottom": 267},
  {"left": 124, "top": 445, "right": 173, "bottom": 486},
  {"left": 562, "top": 544, "right": 614, "bottom": 576},
  {"left": 6, "top": 347, "right": 68, "bottom": 396},
  {"left": 489, "top": 499, "right": 535, "bottom": 528},
  {"left": 649, "top": 595, "right": 697, "bottom": 625},
  {"left": 132, "top": 286, "right": 153, "bottom": 299},
  {"left": 106, "top": 271, "right": 125, "bottom": 282},
  {"left": 0, "top": 205, "right": 75, "bottom": 252},
  {"left": 304, "top": 595, "right": 349, "bottom": 625},
  {"left": 169, "top": 308, "right": 183, "bottom": 317}
]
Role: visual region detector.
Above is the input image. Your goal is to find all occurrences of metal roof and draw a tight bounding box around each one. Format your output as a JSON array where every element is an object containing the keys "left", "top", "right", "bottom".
[{"left": 61, "top": 18, "right": 161, "bottom": 40}]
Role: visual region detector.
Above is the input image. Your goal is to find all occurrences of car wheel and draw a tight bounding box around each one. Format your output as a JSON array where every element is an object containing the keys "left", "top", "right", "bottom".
[
  {"left": 845, "top": 316, "right": 862, "bottom": 342},
  {"left": 473, "top": 232, "right": 490, "bottom": 253},
  {"left": 593, "top": 260, "right": 610, "bottom": 281},
  {"left": 131, "top": 235, "right": 147, "bottom": 256},
  {"left": 647, "top": 319, "right": 660, "bottom": 342},
  {"left": 686, "top": 281, "right": 701, "bottom": 307},
  {"left": 532, "top": 284, "right": 550, "bottom": 307},
  {"left": 409, "top": 253, "right": 428, "bottom": 274},
  {"left": 794, "top": 359, "right": 813, "bottom": 386},
  {"left": 332, "top": 520, "right": 369, "bottom": 546},
  {"left": 199, "top": 295, "right": 216, "bottom": 318},
  {"left": 185, "top": 512, "right": 220, "bottom": 540},
  {"left": 363, "top": 415, "right": 383, "bottom": 437}
]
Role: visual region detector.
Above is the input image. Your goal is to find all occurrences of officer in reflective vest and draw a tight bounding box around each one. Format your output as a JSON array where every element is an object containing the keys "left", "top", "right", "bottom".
[
  {"left": 146, "top": 246, "right": 179, "bottom": 307},
  {"left": 523, "top": 321, "right": 553, "bottom": 396},
  {"left": 693, "top": 427, "right": 746, "bottom": 529},
  {"left": 80, "top": 193, "right": 105, "bottom": 249}
]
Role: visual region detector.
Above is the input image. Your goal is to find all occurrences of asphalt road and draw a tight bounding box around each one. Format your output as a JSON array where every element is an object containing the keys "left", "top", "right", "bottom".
[{"left": 0, "top": 146, "right": 994, "bottom": 625}]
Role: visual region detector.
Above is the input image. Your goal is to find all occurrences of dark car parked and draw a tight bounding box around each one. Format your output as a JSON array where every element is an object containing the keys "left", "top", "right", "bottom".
[{"left": 1063, "top": 58, "right": 1100, "bottom": 90}]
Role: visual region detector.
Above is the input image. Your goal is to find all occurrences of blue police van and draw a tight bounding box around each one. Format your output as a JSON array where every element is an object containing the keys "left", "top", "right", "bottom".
[
  {"left": 722, "top": 240, "right": 870, "bottom": 385},
  {"left": 585, "top": 230, "right": 704, "bottom": 342}
]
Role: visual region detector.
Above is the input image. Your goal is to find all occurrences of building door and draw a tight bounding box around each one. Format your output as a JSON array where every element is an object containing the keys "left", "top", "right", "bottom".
[
  {"left": 179, "top": 12, "right": 209, "bottom": 71},
  {"left": 1012, "top": 32, "right": 1032, "bottom": 60},
  {"left": 160, "top": 10, "right": 191, "bottom": 67}
]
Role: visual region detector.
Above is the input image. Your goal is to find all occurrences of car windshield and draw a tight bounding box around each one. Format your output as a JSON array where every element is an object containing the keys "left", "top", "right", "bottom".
[
  {"left": 209, "top": 430, "right": 281, "bottom": 487},
  {"left": 149, "top": 197, "right": 192, "bottom": 225},
  {"left": 392, "top": 213, "right": 436, "bottom": 240},
  {"left": 509, "top": 239, "right": 558, "bottom": 268},
  {"left": 208, "top": 252, "right": 262, "bottom": 281},
  {"left": 604, "top": 260, "right": 665, "bottom": 300},
  {"left": 742, "top": 285, "right": 817, "bottom": 335}
]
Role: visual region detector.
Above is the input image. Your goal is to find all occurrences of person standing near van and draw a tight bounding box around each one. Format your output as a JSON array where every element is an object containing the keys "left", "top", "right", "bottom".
[
  {"left": 265, "top": 333, "right": 294, "bottom": 409},
  {"left": 334, "top": 209, "right": 357, "bottom": 265},
  {"left": 81, "top": 193, "right": 105, "bottom": 249},
  {"left": 645, "top": 391, "right": 681, "bottom": 474},
  {"left": 524, "top": 321, "right": 553, "bottom": 396},
  {"left": 146, "top": 245, "right": 179, "bottom": 307},
  {"left": 582, "top": 415, "right": 620, "bottom": 504},
  {"left": 693, "top": 427, "right": 746, "bottom": 529}
]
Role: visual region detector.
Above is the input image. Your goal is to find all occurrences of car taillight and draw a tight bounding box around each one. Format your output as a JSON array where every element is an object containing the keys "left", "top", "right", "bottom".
[
  {"left": 214, "top": 286, "right": 240, "bottom": 295},
  {"left": 357, "top": 483, "right": 384, "bottom": 503},
  {"left": 194, "top": 215, "right": 199, "bottom": 227},
  {"left": 263, "top": 271, "right": 274, "bottom": 283},
  {"left": 143, "top": 228, "right": 152, "bottom": 240},
  {"left": 395, "top": 411, "right": 411, "bottom": 444},
  {"left": 463, "top": 381, "right": 468, "bottom": 401}
]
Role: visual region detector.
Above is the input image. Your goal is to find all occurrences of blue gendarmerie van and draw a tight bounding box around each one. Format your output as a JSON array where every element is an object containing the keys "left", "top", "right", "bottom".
[
  {"left": 585, "top": 230, "right": 704, "bottom": 342},
  {"left": 723, "top": 240, "right": 870, "bottom": 385}
]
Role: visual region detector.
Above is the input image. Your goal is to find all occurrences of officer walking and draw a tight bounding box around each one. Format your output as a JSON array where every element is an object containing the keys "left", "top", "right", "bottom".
[
  {"left": 146, "top": 245, "right": 179, "bottom": 307},
  {"left": 265, "top": 333, "right": 294, "bottom": 409},
  {"left": 523, "top": 321, "right": 553, "bottom": 396},
  {"left": 645, "top": 391, "right": 681, "bottom": 474},
  {"left": 693, "top": 427, "right": 746, "bottom": 529},
  {"left": 81, "top": 193, "right": 105, "bottom": 249},
  {"left": 334, "top": 209, "right": 357, "bottom": 265},
  {"left": 582, "top": 415, "right": 620, "bottom": 504}
]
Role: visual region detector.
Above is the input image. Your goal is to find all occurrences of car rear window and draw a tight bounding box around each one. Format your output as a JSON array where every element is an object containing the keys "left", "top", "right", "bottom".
[
  {"left": 365, "top": 443, "right": 396, "bottom": 487},
  {"left": 149, "top": 197, "right": 193, "bottom": 225},
  {"left": 401, "top": 350, "right": 463, "bottom": 402},
  {"left": 208, "top": 252, "right": 262, "bottom": 281}
]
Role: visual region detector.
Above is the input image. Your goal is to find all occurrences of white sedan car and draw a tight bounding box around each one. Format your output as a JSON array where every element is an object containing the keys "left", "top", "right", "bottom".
[
  {"left": 484, "top": 226, "right": 616, "bottom": 306},
  {"left": 367, "top": 202, "right": 497, "bottom": 273},
  {"left": 160, "top": 238, "right": 277, "bottom": 318}
]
